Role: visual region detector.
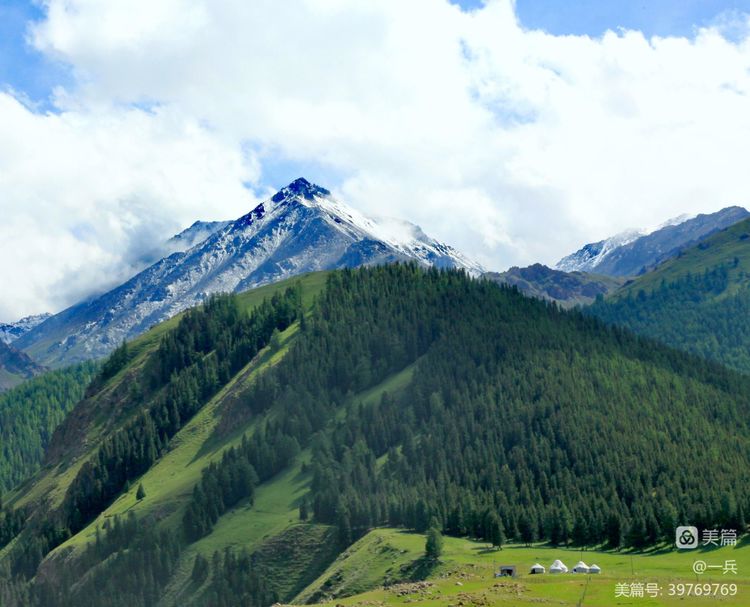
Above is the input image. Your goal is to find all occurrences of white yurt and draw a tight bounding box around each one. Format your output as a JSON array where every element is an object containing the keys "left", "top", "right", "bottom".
[
  {"left": 549, "top": 559, "right": 568, "bottom": 573},
  {"left": 530, "top": 563, "right": 545, "bottom": 574},
  {"left": 589, "top": 564, "right": 601, "bottom": 574},
  {"left": 572, "top": 561, "right": 589, "bottom": 574}
]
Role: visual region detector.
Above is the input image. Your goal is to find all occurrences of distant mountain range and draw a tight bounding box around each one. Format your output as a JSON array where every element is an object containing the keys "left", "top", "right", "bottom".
[
  {"left": 15, "top": 178, "right": 483, "bottom": 367},
  {"left": 0, "top": 314, "right": 49, "bottom": 390},
  {"left": 556, "top": 206, "right": 749, "bottom": 276},
  {"left": 490, "top": 206, "right": 750, "bottom": 309}
]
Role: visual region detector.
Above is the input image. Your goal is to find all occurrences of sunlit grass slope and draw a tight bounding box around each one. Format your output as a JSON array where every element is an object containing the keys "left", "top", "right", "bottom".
[{"left": 299, "top": 528, "right": 750, "bottom": 607}]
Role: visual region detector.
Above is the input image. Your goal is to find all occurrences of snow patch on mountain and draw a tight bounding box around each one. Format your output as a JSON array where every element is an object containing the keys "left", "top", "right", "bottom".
[
  {"left": 17, "top": 178, "right": 483, "bottom": 367},
  {"left": 555, "top": 207, "right": 748, "bottom": 276},
  {"left": 0, "top": 314, "right": 52, "bottom": 344},
  {"left": 649, "top": 213, "right": 695, "bottom": 233},
  {"left": 556, "top": 229, "right": 643, "bottom": 273},
  {"left": 557, "top": 213, "right": 701, "bottom": 273}
]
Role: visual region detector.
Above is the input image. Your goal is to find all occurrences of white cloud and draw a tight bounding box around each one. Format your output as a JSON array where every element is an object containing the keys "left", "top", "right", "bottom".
[
  {"left": 2, "top": 0, "right": 750, "bottom": 317},
  {"left": 0, "top": 94, "right": 257, "bottom": 319}
]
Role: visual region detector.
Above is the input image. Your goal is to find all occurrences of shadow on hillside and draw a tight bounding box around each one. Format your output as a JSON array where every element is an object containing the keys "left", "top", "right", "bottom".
[
  {"left": 634, "top": 539, "right": 747, "bottom": 557},
  {"left": 398, "top": 556, "right": 441, "bottom": 582},
  {"left": 190, "top": 349, "right": 274, "bottom": 464},
  {"left": 473, "top": 545, "right": 504, "bottom": 555}
]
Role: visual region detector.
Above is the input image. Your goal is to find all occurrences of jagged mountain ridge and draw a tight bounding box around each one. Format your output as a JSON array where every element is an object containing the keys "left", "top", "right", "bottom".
[
  {"left": 556, "top": 206, "right": 750, "bottom": 276},
  {"left": 556, "top": 229, "right": 642, "bottom": 273},
  {"left": 0, "top": 314, "right": 51, "bottom": 344},
  {"left": 16, "top": 178, "right": 482, "bottom": 367}
]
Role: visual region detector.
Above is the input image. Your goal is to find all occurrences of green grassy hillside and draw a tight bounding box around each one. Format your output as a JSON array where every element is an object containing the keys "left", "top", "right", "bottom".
[
  {"left": 6, "top": 272, "right": 327, "bottom": 510},
  {"left": 3, "top": 266, "right": 750, "bottom": 607},
  {"left": 589, "top": 217, "right": 750, "bottom": 372},
  {"left": 1, "top": 272, "right": 330, "bottom": 604},
  {"left": 299, "top": 528, "right": 750, "bottom": 607},
  {"left": 0, "top": 367, "right": 22, "bottom": 392}
]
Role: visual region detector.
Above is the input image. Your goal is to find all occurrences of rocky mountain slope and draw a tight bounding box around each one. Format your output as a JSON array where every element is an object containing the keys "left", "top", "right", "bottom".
[
  {"left": 15, "top": 178, "right": 481, "bottom": 367},
  {"left": 0, "top": 314, "right": 50, "bottom": 345},
  {"left": 0, "top": 341, "right": 44, "bottom": 391},
  {"left": 485, "top": 264, "right": 625, "bottom": 308},
  {"left": 162, "top": 220, "right": 232, "bottom": 257},
  {"left": 556, "top": 206, "right": 749, "bottom": 276}
]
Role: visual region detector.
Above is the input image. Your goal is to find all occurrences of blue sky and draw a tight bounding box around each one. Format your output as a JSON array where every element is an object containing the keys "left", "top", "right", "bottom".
[
  {"left": 0, "top": 0, "right": 69, "bottom": 105},
  {"left": 456, "top": 0, "right": 750, "bottom": 37}
]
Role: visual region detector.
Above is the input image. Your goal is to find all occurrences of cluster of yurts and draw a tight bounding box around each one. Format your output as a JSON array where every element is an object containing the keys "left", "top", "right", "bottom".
[{"left": 530, "top": 560, "right": 602, "bottom": 574}]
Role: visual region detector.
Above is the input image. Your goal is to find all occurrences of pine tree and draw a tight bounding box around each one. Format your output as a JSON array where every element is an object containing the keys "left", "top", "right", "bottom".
[
  {"left": 572, "top": 517, "right": 589, "bottom": 548},
  {"left": 487, "top": 513, "right": 505, "bottom": 550},
  {"left": 425, "top": 525, "right": 443, "bottom": 560},
  {"left": 336, "top": 502, "right": 352, "bottom": 547},
  {"left": 626, "top": 514, "right": 647, "bottom": 549},
  {"left": 606, "top": 513, "right": 622, "bottom": 549},
  {"left": 191, "top": 553, "right": 209, "bottom": 584},
  {"left": 519, "top": 509, "right": 538, "bottom": 546},
  {"left": 269, "top": 329, "right": 282, "bottom": 353},
  {"left": 136, "top": 484, "right": 146, "bottom": 501}
]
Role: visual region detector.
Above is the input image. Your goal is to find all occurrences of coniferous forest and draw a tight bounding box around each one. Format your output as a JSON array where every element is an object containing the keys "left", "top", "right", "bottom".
[
  {"left": 589, "top": 263, "right": 750, "bottom": 373},
  {"left": 3, "top": 265, "right": 750, "bottom": 607},
  {"left": 0, "top": 362, "right": 98, "bottom": 493},
  {"left": 239, "top": 266, "right": 750, "bottom": 548}
]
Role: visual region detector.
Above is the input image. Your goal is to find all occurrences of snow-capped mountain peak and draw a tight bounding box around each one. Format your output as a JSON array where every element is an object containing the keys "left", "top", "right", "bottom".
[
  {"left": 228, "top": 179, "right": 483, "bottom": 275},
  {"left": 17, "top": 178, "right": 483, "bottom": 367},
  {"left": 651, "top": 213, "right": 694, "bottom": 232},
  {"left": 271, "top": 177, "right": 331, "bottom": 203},
  {"left": 555, "top": 206, "right": 749, "bottom": 276},
  {"left": 555, "top": 228, "right": 643, "bottom": 273}
]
